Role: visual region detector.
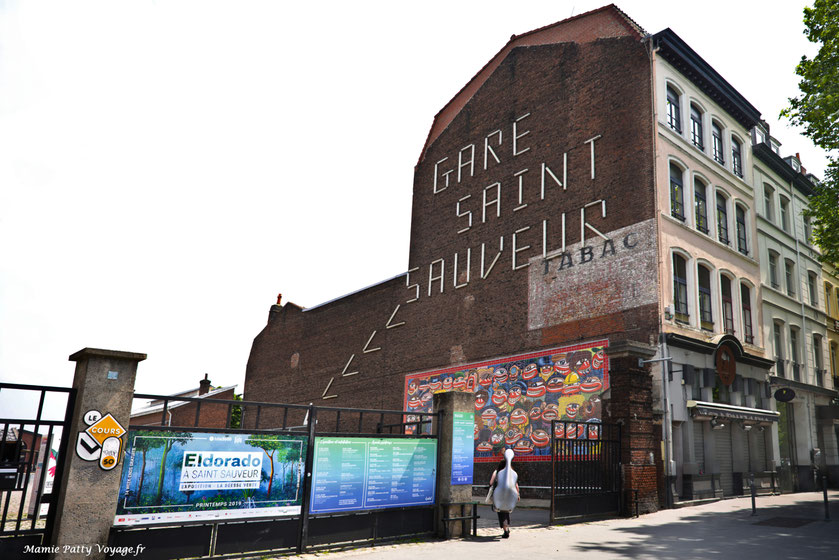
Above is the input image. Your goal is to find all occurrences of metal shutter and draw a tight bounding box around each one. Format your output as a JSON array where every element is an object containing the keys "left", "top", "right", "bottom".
[
  {"left": 693, "top": 421, "right": 705, "bottom": 473},
  {"left": 714, "top": 424, "right": 734, "bottom": 495},
  {"left": 751, "top": 428, "right": 768, "bottom": 473}
]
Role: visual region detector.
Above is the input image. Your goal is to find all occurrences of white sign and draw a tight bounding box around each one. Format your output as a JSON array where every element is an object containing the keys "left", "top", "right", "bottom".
[
  {"left": 76, "top": 432, "right": 101, "bottom": 461},
  {"left": 178, "top": 451, "right": 263, "bottom": 491}
]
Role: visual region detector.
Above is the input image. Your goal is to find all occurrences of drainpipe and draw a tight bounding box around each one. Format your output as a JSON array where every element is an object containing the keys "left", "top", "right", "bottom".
[
  {"left": 646, "top": 33, "right": 675, "bottom": 508},
  {"left": 660, "top": 335, "right": 675, "bottom": 508}
]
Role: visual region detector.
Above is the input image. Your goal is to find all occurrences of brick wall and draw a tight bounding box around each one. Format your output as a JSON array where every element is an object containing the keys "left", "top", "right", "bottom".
[{"left": 244, "top": 8, "right": 661, "bottom": 510}]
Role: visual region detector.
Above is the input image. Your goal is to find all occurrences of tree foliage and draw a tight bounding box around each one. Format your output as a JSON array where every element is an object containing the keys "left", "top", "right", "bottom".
[
  {"left": 782, "top": 0, "right": 839, "bottom": 151},
  {"left": 806, "top": 161, "right": 839, "bottom": 266},
  {"left": 782, "top": 0, "right": 839, "bottom": 266}
]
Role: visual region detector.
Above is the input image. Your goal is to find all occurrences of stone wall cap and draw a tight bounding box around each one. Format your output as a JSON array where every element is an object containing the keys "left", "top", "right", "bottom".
[
  {"left": 69, "top": 348, "right": 147, "bottom": 362},
  {"left": 605, "top": 340, "right": 657, "bottom": 359}
]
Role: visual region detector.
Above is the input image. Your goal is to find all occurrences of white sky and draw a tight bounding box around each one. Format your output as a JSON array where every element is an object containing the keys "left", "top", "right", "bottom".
[{"left": 0, "top": 1, "right": 827, "bottom": 414}]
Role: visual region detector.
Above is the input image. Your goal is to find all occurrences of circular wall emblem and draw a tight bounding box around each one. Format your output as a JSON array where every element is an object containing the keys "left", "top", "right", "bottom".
[
  {"left": 715, "top": 345, "right": 736, "bottom": 386},
  {"left": 774, "top": 388, "right": 795, "bottom": 402}
]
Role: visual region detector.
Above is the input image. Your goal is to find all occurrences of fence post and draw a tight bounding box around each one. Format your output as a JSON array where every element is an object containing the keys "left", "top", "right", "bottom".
[
  {"left": 49, "top": 348, "right": 146, "bottom": 560},
  {"left": 432, "top": 392, "right": 474, "bottom": 538},
  {"left": 297, "top": 405, "right": 317, "bottom": 553}
]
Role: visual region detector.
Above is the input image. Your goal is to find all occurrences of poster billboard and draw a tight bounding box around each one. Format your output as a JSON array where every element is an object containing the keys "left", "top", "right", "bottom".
[
  {"left": 114, "top": 430, "right": 307, "bottom": 526},
  {"left": 403, "top": 341, "right": 609, "bottom": 462},
  {"left": 309, "top": 437, "right": 436, "bottom": 514},
  {"left": 451, "top": 412, "right": 473, "bottom": 484}
]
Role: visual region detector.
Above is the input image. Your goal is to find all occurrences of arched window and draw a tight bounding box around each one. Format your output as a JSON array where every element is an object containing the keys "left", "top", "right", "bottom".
[
  {"left": 785, "top": 259, "right": 796, "bottom": 296},
  {"left": 813, "top": 334, "right": 824, "bottom": 386},
  {"left": 670, "top": 163, "right": 686, "bottom": 221},
  {"left": 768, "top": 251, "right": 780, "bottom": 288},
  {"left": 779, "top": 195, "right": 790, "bottom": 231},
  {"left": 790, "top": 327, "right": 801, "bottom": 381},
  {"left": 721, "top": 275, "right": 735, "bottom": 335},
  {"left": 698, "top": 264, "right": 714, "bottom": 331},
  {"left": 740, "top": 283, "right": 754, "bottom": 344},
  {"left": 673, "top": 253, "right": 689, "bottom": 323},
  {"left": 731, "top": 136, "right": 743, "bottom": 177},
  {"left": 694, "top": 178, "right": 709, "bottom": 233},
  {"left": 716, "top": 192, "right": 730, "bottom": 245},
  {"left": 735, "top": 204, "right": 749, "bottom": 255},
  {"left": 712, "top": 121, "right": 725, "bottom": 164},
  {"left": 690, "top": 104, "right": 704, "bottom": 150},
  {"left": 773, "top": 321, "right": 785, "bottom": 376},
  {"left": 666, "top": 85, "right": 682, "bottom": 132},
  {"left": 808, "top": 271, "right": 819, "bottom": 307}
]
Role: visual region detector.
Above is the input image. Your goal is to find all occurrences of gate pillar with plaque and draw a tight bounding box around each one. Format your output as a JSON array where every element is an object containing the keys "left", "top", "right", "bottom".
[
  {"left": 49, "top": 348, "right": 146, "bottom": 560},
  {"left": 433, "top": 391, "right": 475, "bottom": 538}
]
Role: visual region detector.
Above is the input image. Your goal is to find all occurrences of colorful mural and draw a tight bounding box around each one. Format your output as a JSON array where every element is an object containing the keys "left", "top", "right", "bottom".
[{"left": 403, "top": 341, "right": 609, "bottom": 462}]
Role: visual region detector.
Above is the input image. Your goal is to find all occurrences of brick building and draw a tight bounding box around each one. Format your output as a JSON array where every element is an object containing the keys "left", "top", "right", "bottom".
[
  {"left": 243, "top": 4, "right": 834, "bottom": 511},
  {"left": 131, "top": 374, "right": 237, "bottom": 429}
]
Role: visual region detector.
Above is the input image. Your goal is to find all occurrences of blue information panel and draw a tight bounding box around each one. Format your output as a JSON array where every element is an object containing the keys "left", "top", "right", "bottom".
[
  {"left": 451, "top": 412, "right": 474, "bottom": 484},
  {"left": 310, "top": 437, "right": 437, "bottom": 514}
]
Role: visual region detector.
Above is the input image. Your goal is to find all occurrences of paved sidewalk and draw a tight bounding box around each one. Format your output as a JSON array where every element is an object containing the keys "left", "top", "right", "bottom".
[{"left": 292, "top": 491, "right": 839, "bottom": 560}]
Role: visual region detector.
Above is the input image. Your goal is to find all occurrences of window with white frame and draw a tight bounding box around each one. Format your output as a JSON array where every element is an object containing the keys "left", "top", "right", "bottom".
[
  {"left": 731, "top": 137, "right": 743, "bottom": 178},
  {"left": 721, "top": 275, "right": 735, "bottom": 335},
  {"left": 790, "top": 327, "right": 801, "bottom": 381},
  {"left": 673, "top": 253, "right": 689, "bottom": 323},
  {"left": 764, "top": 184, "right": 774, "bottom": 222},
  {"left": 768, "top": 251, "right": 780, "bottom": 288},
  {"left": 804, "top": 214, "right": 812, "bottom": 244},
  {"left": 814, "top": 334, "right": 824, "bottom": 386},
  {"left": 716, "top": 192, "right": 730, "bottom": 245},
  {"left": 826, "top": 283, "right": 833, "bottom": 316},
  {"left": 694, "top": 178, "right": 709, "bottom": 233},
  {"left": 666, "top": 85, "right": 682, "bottom": 133},
  {"left": 712, "top": 121, "right": 725, "bottom": 164},
  {"left": 690, "top": 104, "right": 704, "bottom": 150},
  {"left": 780, "top": 196, "right": 790, "bottom": 231},
  {"left": 698, "top": 265, "right": 714, "bottom": 331},
  {"left": 670, "top": 163, "right": 686, "bottom": 221},
  {"left": 741, "top": 283, "right": 754, "bottom": 344},
  {"left": 735, "top": 204, "right": 748, "bottom": 255},
  {"left": 808, "top": 272, "right": 818, "bottom": 307},
  {"left": 774, "top": 321, "right": 785, "bottom": 371},
  {"left": 785, "top": 259, "right": 796, "bottom": 297}
]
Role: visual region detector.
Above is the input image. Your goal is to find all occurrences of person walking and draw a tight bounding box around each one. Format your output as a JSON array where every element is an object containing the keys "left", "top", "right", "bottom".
[{"left": 489, "top": 448, "right": 519, "bottom": 538}]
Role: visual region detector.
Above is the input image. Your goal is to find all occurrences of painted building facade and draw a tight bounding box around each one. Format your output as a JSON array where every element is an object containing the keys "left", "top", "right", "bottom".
[
  {"left": 752, "top": 139, "right": 838, "bottom": 490},
  {"left": 244, "top": 5, "right": 837, "bottom": 511}
]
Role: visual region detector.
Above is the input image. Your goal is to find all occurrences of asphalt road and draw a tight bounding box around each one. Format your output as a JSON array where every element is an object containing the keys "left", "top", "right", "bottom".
[{"left": 293, "top": 490, "right": 839, "bottom": 560}]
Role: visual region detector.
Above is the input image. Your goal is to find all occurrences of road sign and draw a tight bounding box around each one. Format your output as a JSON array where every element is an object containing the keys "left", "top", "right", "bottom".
[
  {"left": 76, "top": 432, "right": 101, "bottom": 461},
  {"left": 86, "top": 413, "right": 126, "bottom": 446}
]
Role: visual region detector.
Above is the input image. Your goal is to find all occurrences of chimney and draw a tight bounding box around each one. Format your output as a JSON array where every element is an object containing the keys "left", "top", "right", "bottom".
[{"left": 199, "top": 374, "right": 212, "bottom": 395}]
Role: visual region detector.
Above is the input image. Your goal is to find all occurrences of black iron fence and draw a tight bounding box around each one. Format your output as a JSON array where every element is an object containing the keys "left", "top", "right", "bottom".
[
  {"left": 0, "top": 382, "right": 75, "bottom": 558},
  {"left": 550, "top": 421, "right": 621, "bottom": 521},
  {"left": 109, "top": 394, "right": 439, "bottom": 559}
]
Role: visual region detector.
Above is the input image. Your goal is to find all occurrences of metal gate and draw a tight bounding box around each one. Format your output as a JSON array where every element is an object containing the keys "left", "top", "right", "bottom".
[
  {"left": 0, "top": 382, "right": 76, "bottom": 558},
  {"left": 549, "top": 421, "right": 621, "bottom": 521},
  {"left": 108, "top": 393, "right": 439, "bottom": 559}
]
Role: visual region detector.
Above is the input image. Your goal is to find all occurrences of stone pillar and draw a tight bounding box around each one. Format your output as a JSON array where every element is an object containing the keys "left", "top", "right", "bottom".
[
  {"left": 433, "top": 391, "right": 475, "bottom": 538},
  {"left": 605, "top": 341, "right": 658, "bottom": 515},
  {"left": 50, "top": 348, "right": 146, "bottom": 560}
]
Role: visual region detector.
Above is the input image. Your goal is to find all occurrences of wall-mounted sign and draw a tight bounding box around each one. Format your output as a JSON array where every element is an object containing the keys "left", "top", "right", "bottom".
[
  {"left": 75, "top": 411, "right": 126, "bottom": 470},
  {"left": 715, "top": 345, "right": 736, "bottom": 386},
  {"left": 309, "top": 437, "right": 437, "bottom": 514},
  {"left": 404, "top": 341, "right": 608, "bottom": 462},
  {"left": 115, "top": 430, "right": 307, "bottom": 526},
  {"left": 774, "top": 388, "right": 796, "bottom": 402},
  {"left": 451, "top": 412, "right": 474, "bottom": 485}
]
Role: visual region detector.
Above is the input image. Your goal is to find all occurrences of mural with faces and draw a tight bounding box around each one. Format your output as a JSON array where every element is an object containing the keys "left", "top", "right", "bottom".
[{"left": 403, "top": 341, "right": 608, "bottom": 462}]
